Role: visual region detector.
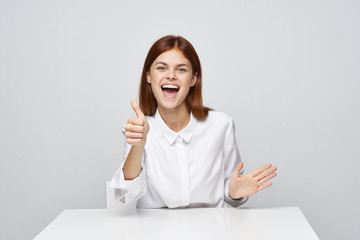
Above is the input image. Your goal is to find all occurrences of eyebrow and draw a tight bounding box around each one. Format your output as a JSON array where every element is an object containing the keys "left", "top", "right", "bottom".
[{"left": 155, "top": 62, "right": 189, "bottom": 67}]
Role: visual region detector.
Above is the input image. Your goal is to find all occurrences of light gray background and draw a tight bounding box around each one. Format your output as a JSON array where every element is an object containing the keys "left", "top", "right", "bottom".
[{"left": 1, "top": 0, "right": 359, "bottom": 239}]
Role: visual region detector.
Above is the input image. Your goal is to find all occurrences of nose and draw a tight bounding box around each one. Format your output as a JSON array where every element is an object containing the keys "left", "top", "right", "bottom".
[{"left": 166, "top": 69, "right": 177, "bottom": 80}]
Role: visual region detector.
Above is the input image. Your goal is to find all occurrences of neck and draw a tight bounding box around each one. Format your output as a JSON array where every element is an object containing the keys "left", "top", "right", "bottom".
[{"left": 158, "top": 104, "right": 190, "bottom": 132}]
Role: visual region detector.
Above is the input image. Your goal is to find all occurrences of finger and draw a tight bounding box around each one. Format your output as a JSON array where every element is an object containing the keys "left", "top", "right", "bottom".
[
  {"left": 125, "top": 131, "right": 144, "bottom": 139},
  {"left": 257, "top": 172, "right": 277, "bottom": 185},
  {"left": 131, "top": 99, "right": 145, "bottom": 118},
  {"left": 125, "top": 124, "right": 145, "bottom": 133},
  {"left": 232, "top": 162, "right": 244, "bottom": 178},
  {"left": 258, "top": 182, "right": 272, "bottom": 191},
  {"left": 255, "top": 166, "right": 277, "bottom": 181},
  {"left": 251, "top": 163, "right": 272, "bottom": 177},
  {"left": 128, "top": 117, "right": 145, "bottom": 126}
]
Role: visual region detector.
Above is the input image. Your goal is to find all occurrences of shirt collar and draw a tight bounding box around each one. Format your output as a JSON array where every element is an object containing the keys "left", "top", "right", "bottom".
[{"left": 154, "top": 109, "right": 198, "bottom": 145}]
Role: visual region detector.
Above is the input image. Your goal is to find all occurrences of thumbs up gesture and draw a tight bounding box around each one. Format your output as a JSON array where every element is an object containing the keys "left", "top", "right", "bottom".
[{"left": 124, "top": 100, "right": 149, "bottom": 146}]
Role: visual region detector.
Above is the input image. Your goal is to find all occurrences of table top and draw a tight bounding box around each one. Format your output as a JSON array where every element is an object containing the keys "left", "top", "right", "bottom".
[{"left": 34, "top": 207, "right": 319, "bottom": 240}]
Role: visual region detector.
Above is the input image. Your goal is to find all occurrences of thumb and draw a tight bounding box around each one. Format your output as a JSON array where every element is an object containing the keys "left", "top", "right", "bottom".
[
  {"left": 131, "top": 99, "right": 144, "bottom": 118},
  {"left": 232, "top": 161, "right": 244, "bottom": 178}
]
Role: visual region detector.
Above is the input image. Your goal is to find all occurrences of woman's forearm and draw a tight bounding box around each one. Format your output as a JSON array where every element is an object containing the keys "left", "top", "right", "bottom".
[{"left": 123, "top": 145, "right": 144, "bottom": 180}]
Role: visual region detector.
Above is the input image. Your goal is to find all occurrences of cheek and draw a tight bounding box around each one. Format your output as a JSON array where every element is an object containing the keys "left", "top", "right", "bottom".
[
  {"left": 151, "top": 72, "right": 165, "bottom": 83},
  {"left": 150, "top": 82, "right": 159, "bottom": 93},
  {"left": 183, "top": 76, "right": 195, "bottom": 88}
]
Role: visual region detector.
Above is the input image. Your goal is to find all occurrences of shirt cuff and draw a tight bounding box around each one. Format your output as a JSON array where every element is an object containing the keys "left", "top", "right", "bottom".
[
  {"left": 224, "top": 180, "right": 248, "bottom": 208},
  {"left": 110, "top": 161, "right": 147, "bottom": 204}
]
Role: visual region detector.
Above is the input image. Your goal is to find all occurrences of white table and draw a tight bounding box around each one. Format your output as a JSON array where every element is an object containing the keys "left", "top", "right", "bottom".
[{"left": 34, "top": 207, "right": 319, "bottom": 240}]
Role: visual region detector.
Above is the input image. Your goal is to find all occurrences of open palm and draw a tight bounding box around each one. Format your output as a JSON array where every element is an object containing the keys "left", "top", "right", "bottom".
[{"left": 228, "top": 162, "right": 277, "bottom": 199}]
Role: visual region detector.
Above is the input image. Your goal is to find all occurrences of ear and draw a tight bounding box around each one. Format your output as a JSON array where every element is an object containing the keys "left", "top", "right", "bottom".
[
  {"left": 146, "top": 72, "right": 151, "bottom": 83},
  {"left": 191, "top": 73, "right": 197, "bottom": 87}
]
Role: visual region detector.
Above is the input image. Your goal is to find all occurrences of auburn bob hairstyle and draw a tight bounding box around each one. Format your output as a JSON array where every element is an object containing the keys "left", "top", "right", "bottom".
[{"left": 139, "top": 35, "right": 211, "bottom": 120}]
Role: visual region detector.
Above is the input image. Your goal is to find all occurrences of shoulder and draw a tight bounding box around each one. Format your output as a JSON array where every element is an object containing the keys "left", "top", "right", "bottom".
[
  {"left": 145, "top": 114, "right": 158, "bottom": 130},
  {"left": 194, "top": 111, "right": 236, "bottom": 140},
  {"left": 205, "top": 111, "right": 234, "bottom": 124},
  {"left": 197, "top": 111, "right": 235, "bottom": 131},
  {"left": 145, "top": 114, "right": 155, "bottom": 122}
]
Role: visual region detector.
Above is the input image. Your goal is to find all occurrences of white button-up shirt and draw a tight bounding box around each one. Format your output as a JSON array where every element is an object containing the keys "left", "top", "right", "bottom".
[{"left": 110, "top": 110, "right": 248, "bottom": 208}]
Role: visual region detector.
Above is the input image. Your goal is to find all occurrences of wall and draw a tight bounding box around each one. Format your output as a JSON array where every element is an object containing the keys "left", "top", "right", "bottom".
[{"left": 0, "top": 0, "right": 359, "bottom": 239}]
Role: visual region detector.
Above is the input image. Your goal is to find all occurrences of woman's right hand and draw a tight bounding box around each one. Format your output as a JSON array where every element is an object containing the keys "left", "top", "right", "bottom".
[{"left": 124, "top": 100, "right": 149, "bottom": 147}]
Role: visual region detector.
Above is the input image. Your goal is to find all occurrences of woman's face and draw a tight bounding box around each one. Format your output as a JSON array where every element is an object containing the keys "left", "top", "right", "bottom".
[{"left": 147, "top": 48, "right": 197, "bottom": 112}]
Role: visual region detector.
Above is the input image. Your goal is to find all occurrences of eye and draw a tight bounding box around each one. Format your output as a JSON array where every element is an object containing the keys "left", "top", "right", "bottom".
[
  {"left": 177, "top": 68, "right": 187, "bottom": 72},
  {"left": 157, "top": 66, "right": 166, "bottom": 71}
]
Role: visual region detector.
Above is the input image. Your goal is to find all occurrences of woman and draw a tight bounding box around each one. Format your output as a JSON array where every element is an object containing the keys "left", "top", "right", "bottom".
[{"left": 110, "top": 35, "right": 277, "bottom": 208}]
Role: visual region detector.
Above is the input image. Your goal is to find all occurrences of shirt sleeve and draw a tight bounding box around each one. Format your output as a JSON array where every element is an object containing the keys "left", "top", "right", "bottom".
[
  {"left": 223, "top": 118, "right": 248, "bottom": 207},
  {"left": 109, "top": 125, "right": 147, "bottom": 204}
]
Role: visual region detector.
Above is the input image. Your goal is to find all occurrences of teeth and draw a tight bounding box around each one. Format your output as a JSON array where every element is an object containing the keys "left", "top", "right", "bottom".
[{"left": 162, "top": 85, "right": 179, "bottom": 89}]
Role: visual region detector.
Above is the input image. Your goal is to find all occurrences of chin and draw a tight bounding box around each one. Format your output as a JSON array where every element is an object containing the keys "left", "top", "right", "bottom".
[
  {"left": 157, "top": 99, "right": 185, "bottom": 111},
  {"left": 158, "top": 102, "right": 179, "bottom": 110}
]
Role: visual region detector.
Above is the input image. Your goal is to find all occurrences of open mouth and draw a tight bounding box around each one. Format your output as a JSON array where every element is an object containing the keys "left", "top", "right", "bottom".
[{"left": 161, "top": 84, "right": 179, "bottom": 98}]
